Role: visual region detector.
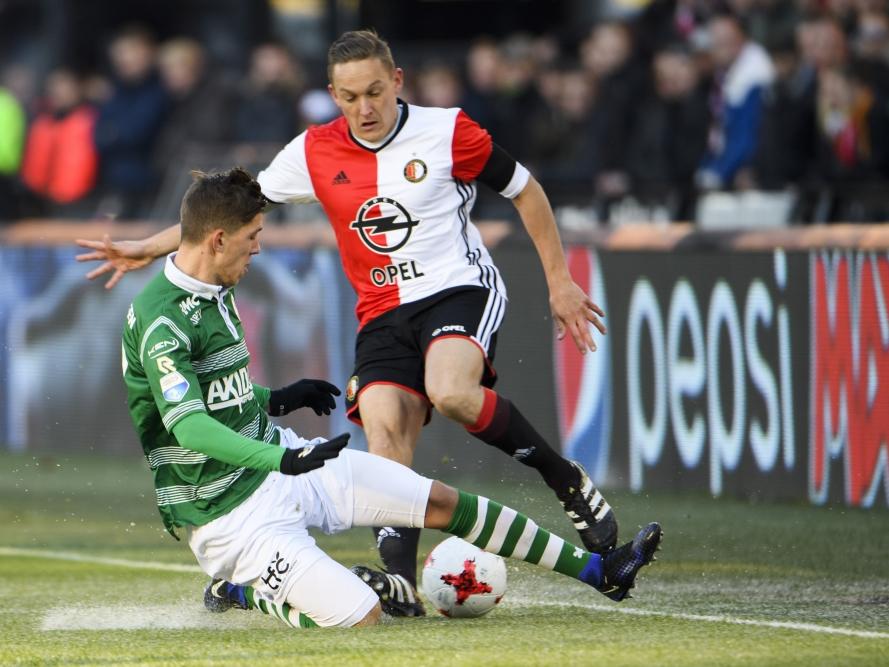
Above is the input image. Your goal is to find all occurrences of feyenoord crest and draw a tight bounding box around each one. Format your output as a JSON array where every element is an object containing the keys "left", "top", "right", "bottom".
[
  {"left": 349, "top": 196, "right": 420, "bottom": 254},
  {"left": 346, "top": 375, "right": 359, "bottom": 403},
  {"left": 403, "top": 158, "right": 427, "bottom": 183}
]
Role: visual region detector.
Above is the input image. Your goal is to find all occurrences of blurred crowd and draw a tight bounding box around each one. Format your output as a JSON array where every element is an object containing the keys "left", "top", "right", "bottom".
[{"left": 2, "top": 0, "right": 889, "bottom": 225}]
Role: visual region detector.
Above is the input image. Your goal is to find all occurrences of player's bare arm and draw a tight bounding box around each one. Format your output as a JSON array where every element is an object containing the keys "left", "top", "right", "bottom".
[
  {"left": 75, "top": 224, "right": 181, "bottom": 288},
  {"left": 511, "top": 176, "right": 606, "bottom": 353}
]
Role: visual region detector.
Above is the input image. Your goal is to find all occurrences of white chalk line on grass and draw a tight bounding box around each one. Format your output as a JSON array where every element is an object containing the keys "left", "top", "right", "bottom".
[
  {"left": 0, "top": 546, "right": 202, "bottom": 574},
  {"left": 40, "top": 605, "right": 242, "bottom": 631},
  {"left": 509, "top": 597, "right": 889, "bottom": 641},
  {"left": 2, "top": 546, "right": 887, "bottom": 640}
]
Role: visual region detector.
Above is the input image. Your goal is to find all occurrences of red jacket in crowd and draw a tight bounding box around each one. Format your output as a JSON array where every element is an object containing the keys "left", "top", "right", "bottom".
[{"left": 21, "top": 105, "right": 98, "bottom": 204}]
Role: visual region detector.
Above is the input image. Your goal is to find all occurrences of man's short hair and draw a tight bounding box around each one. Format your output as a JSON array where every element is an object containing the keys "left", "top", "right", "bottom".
[
  {"left": 179, "top": 167, "right": 267, "bottom": 243},
  {"left": 327, "top": 29, "right": 395, "bottom": 82}
]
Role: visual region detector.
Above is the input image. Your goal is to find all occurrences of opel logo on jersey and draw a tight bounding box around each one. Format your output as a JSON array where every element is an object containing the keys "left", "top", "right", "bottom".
[
  {"left": 403, "top": 159, "right": 427, "bottom": 183},
  {"left": 349, "top": 196, "right": 420, "bottom": 254}
]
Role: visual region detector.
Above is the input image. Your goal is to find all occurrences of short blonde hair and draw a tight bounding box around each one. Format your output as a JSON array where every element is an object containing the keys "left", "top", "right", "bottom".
[{"left": 327, "top": 29, "right": 395, "bottom": 82}]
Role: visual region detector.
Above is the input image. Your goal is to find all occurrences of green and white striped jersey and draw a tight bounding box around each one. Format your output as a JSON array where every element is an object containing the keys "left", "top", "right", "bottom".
[{"left": 122, "top": 255, "right": 278, "bottom": 535}]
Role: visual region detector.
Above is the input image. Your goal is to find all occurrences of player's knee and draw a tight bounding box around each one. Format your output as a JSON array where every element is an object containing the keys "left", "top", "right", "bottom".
[
  {"left": 353, "top": 601, "right": 383, "bottom": 627},
  {"left": 366, "top": 436, "right": 415, "bottom": 466},
  {"left": 427, "top": 383, "right": 473, "bottom": 422}
]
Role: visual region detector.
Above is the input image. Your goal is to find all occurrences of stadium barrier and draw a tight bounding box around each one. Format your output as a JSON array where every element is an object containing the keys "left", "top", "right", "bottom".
[{"left": 1, "top": 221, "right": 886, "bottom": 509}]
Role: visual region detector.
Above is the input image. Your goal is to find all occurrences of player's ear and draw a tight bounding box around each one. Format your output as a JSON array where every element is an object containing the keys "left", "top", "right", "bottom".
[
  {"left": 393, "top": 67, "right": 404, "bottom": 93},
  {"left": 210, "top": 228, "right": 226, "bottom": 254},
  {"left": 327, "top": 83, "right": 341, "bottom": 107}
]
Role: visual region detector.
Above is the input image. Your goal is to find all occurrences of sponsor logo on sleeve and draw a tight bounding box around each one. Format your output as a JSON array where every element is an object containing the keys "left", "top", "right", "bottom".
[
  {"left": 160, "top": 371, "right": 190, "bottom": 402},
  {"left": 147, "top": 338, "right": 180, "bottom": 359},
  {"left": 156, "top": 356, "right": 176, "bottom": 374}
]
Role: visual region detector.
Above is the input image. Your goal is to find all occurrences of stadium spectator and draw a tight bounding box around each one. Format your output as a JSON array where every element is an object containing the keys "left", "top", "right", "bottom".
[
  {"left": 827, "top": 0, "right": 861, "bottom": 33},
  {"left": 231, "top": 42, "right": 303, "bottom": 144},
  {"left": 154, "top": 38, "right": 234, "bottom": 174},
  {"left": 697, "top": 12, "right": 775, "bottom": 190},
  {"left": 855, "top": 10, "right": 889, "bottom": 63},
  {"left": 461, "top": 37, "right": 505, "bottom": 137},
  {"left": 746, "top": 34, "right": 818, "bottom": 191},
  {"left": 6, "top": 2, "right": 889, "bottom": 222},
  {"left": 526, "top": 64, "right": 600, "bottom": 203},
  {"left": 811, "top": 14, "right": 850, "bottom": 71},
  {"left": 813, "top": 65, "right": 889, "bottom": 218},
  {"left": 580, "top": 21, "right": 650, "bottom": 205},
  {"left": 0, "top": 69, "right": 27, "bottom": 220},
  {"left": 414, "top": 61, "right": 463, "bottom": 109},
  {"left": 628, "top": 46, "right": 709, "bottom": 218},
  {"left": 492, "top": 34, "right": 548, "bottom": 162},
  {"left": 76, "top": 29, "right": 620, "bottom": 620},
  {"left": 852, "top": 10, "right": 889, "bottom": 92},
  {"left": 20, "top": 68, "right": 98, "bottom": 214},
  {"left": 93, "top": 25, "right": 169, "bottom": 219}
]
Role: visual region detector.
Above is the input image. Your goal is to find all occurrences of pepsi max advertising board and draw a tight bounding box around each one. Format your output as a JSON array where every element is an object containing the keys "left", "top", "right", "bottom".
[{"left": 553, "top": 248, "right": 889, "bottom": 510}]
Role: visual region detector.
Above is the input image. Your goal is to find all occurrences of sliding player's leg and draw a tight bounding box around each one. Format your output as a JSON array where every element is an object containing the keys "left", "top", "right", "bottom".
[
  {"left": 204, "top": 448, "right": 661, "bottom": 621},
  {"left": 204, "top": 549, "right": 383, "bottom": 628},
  {"left": 193, "top": 431, "right": 385, "bottom": 629},
  {"left": 338, "top": 450, "right": 661, "bottom": 604},
  {"left": 425, "top": 482, "right": 661, "bottom": 601}
]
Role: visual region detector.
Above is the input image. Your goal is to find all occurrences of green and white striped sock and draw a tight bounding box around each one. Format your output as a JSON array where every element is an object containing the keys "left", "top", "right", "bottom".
[
  {"left": 445, "top": 490, "right": 602, "bottom": 584},
  {"left": 244, "top": 586, "right": 318, "bottom": 629}
]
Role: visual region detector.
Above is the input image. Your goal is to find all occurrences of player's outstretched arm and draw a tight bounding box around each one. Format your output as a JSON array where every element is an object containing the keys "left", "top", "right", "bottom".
[
  {"left": 75, "top": 223, "right": 182, "bottom": 289},
  {"left": 172, "top": 412, "right": 349, "bottom": 475},
  {"left": 511, "top": 176, "right": 606, "bottom": 354}
]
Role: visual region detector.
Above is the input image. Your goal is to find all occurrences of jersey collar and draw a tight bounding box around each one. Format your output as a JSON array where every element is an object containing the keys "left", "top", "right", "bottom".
[
  {"left": 165, "top": 253, "right": 240, "bottom": 339},
  {"left": 348, "top": 99, "right": 409, "bottom": 153},
  {"left": 164, "top": 253, "right": 229, "bottom": 301}
]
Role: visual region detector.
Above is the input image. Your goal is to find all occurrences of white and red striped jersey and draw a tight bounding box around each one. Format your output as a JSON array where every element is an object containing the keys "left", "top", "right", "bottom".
[{"left": 258, "top": 102, "right": 529, "bottom": 328}]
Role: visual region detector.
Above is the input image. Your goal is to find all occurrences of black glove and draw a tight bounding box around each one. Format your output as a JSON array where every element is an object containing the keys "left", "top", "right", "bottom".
[
  {"left": 268, "top": 379, "right": 341, "bottom": 416},
  {"left": 279, "top": 433, "right": 350, "bottom": 475}
]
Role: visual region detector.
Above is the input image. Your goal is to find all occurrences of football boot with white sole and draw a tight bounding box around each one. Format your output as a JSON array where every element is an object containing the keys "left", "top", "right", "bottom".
[
  {"left": 557, "top": 461, "right": 619, "bottom": 554},
  {"left": 351, "top": 565, "right": 426, "bottom": 617}
]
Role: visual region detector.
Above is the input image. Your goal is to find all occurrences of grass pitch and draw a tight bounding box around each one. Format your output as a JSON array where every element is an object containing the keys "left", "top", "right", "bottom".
[{"left": 1, "top": 452, "right": 887, "bottom": 666}]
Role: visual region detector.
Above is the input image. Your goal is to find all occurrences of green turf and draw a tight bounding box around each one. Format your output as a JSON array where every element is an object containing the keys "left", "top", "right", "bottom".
[{"left": 2, "top": 452, "right": 888, "bottom": 666}]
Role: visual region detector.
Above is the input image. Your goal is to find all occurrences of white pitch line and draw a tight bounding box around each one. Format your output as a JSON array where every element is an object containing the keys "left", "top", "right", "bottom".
[
  {"left": 3, "top": 547, "right": 887, "bottom": 641},
  {"left": 0, "top": 547, "right": 202, "bottom": 573},
  {"left": 509, "top": 597, "right": 889, "bottom": 641}
]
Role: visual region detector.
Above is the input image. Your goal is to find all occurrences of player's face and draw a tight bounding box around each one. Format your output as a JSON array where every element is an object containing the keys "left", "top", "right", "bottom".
[
  {"left": 328, "top": 58, "right": 403, "bottom": 143},
  {"left": 216, "top": 213, "right": 263, "bottom": 287}
]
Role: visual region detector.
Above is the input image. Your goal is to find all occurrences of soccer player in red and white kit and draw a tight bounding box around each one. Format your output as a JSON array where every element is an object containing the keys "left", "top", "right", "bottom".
[{"left": 76, "top": 30, "right": 619, "bottom": 617}]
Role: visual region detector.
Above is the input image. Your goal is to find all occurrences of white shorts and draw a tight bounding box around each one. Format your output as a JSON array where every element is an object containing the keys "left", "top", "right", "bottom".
[{"left": 186, "top": 429, "right": 434, "bottom": 627}]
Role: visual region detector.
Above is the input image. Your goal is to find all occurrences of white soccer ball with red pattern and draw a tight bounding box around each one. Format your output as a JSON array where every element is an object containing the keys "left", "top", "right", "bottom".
[{"left": 421, "top": 536, "right": 507, "bottom": 618}]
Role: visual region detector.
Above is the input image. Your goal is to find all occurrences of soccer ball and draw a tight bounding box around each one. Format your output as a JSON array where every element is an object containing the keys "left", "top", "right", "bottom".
[{"left": 421, "top": 536, "right": 507, "bottom": 618}]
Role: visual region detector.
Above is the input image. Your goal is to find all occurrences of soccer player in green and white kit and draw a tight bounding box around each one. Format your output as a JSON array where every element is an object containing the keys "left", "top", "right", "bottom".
[{"left": 122, "top": 166, "right": 662, "bottom": 628}]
